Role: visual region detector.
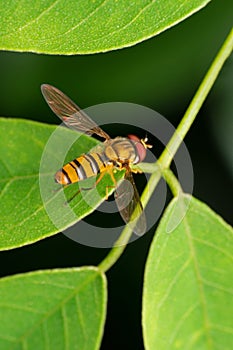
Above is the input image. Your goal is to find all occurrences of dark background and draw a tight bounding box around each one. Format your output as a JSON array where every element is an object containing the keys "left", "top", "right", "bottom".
[{"left": 0, "top": 0, "right": 232, "bottom": 349}]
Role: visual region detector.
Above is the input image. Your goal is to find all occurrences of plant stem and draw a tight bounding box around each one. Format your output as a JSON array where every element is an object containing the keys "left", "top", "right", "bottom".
[
  {"left": 159, "top": 28, "right": 233, "bottom": 168},
  {"left": 162, "top": 169, "right": 182, "bottom": 197},
  {"left": 132, "top": 162, "right": 158, "bottom": 174},
  {"left": 98, "top": 28, "right": 233, "bottom": 273},
  {"left": 98, "top": 225, "right": 132, "bottom": 272}
]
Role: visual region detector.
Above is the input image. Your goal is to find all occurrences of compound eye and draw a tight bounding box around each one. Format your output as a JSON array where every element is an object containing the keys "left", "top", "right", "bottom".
[{"left": 127, "top": 134, "right": 147, "bottom": 163}]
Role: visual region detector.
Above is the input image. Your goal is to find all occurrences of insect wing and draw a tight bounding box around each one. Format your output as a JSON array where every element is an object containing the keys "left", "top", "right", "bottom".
[
  {"left": 114, "top": 167, "right": 146, "bottom": 236},
  {"left": 41, "top": 84, "right": 110, "bottom": 140}
]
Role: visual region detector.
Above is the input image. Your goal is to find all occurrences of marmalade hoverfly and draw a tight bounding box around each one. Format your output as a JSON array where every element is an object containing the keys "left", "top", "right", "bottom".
[{"left": 41, "top": 84, "right": 152, "bottom": 235}]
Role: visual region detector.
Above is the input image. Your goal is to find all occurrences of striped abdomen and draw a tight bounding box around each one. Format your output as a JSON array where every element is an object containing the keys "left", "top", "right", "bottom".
[
  {"left": 55, "top": 151, "right": 107, "bottom": 185},
  {"left": 55, "top": 136, "right": 145, "bottom": 185}
]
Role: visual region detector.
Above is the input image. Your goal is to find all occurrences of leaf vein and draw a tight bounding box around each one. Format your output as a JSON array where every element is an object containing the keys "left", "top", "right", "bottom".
[
  {"left": 193, "top": 236, "right": 233, "bottom": 261},
  {"left": 0, "top": 303, "right": 44, "bottom": 314},
  {"left": 183, "top": 200, "right": 213, "bottom": 347},
  {"left": 169, "top": 301, "right": 200, "bottom": 344},
  {"left": 0, "top": 158, "right": 13, "bottom": 177},
  {"left": 16, "top": 272, "right": 99, "bottom": 344},
  {"left": 157, "top": 257, "right": 191, "bottom": 311},
  {"left": 210, "top": 324, "right": 233, "bottom": 335},
  {"left": 85, "top": 0, "right": 189, "bottom": 48},
  {"left": 96, "top": 0, "right": 157, "bottom": 40},
  {"left": 0, "top": 181, "right": 11, "bottom": 200},
  {"left": 201, "top": 278, "right": 233, "bottom": 295},
  {"left": 75, "top": 295, "right": 87, "bottom": 341},
  {"left": 4, "top": 0, "right": 61, "bottom": 38},
  {"left": 8, "top": 180, "right": 38, "bottom": 214},
  {"left": 62, "top": 0, "right": 108, "bottom": 36},
  {"left": 32, "top": 281, "right": 74, "bottom": 290},
  {"left": 42, "top": 321, "right": 50, "bottom": 350},
  {"left": 61, "top": 304, "right": 69, "bottom": 350}
]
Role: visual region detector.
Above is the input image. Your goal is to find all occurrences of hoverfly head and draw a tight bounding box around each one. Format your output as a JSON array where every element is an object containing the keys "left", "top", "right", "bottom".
[{"left": 127, "top": 134, "right": 152, "bottom": 163}]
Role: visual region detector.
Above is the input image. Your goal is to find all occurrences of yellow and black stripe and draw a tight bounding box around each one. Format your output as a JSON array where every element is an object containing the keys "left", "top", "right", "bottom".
[
  {"left": 55, "top": 151, "right": 108, "bottom": 185},
  {"left": 55, "top": 137, "right": 138, "bottom": 185}
]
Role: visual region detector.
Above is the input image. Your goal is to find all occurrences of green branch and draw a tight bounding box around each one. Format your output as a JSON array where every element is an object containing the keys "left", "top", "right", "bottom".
[{"left": 98, "top": 28, "right": 233, "bottom": 274}]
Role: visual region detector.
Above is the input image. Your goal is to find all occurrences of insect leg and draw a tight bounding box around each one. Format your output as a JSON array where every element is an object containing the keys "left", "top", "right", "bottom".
[
  {"left": 63, "top": 165, "right": 118, "bottom": 204},
  {"left": 66, "top": 188, "right": 82, "bottom": 204},
  {"left": 93, "top": 166, "right": 117, "bottom": 200}
]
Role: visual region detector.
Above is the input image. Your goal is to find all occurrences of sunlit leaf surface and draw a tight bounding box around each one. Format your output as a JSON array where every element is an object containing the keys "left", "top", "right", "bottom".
[
  {"left": 143, "top": 194, "right": 233, "bottom": 349},
  {"left": 0, "top": 267, "right": 107, "bottom": 350},
  {"left": 0, "top": 0, "right": 212, "bottom": 54}
]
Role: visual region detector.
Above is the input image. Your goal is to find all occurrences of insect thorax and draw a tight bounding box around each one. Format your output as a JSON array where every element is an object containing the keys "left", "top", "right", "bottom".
[{"left": 104, "top": 137, "right": 139, "bottom": 165}]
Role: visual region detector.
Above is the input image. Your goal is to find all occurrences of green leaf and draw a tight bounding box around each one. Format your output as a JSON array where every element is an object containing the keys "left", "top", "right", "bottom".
[
  {"left": 142, "top": 194, "right": 233, "bottom": 349},
  {"left": 0, "top": 0, "right": 212, "bottom": 54},
  {"left": 0, "top": 267, "right": 107, "bottom": 350},
  {"left": 0, "top": 118, "right": 124, "bottom": 250}
]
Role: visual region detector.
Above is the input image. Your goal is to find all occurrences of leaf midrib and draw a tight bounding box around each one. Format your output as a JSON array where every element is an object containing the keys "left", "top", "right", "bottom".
[
  {"left": 182, "top": 195, "right": 213, "bottom": 349},
  {"left": 13, "top": 271, "right": 103, "bottom": 346}
]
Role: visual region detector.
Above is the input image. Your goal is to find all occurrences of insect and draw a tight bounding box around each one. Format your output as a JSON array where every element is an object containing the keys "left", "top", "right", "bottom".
[{"left": 41, "top": 84, "right": 152, "bottom": 235}]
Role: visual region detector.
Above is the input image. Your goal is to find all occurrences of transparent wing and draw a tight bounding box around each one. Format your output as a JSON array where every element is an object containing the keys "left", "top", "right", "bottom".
[
  {"left": 41, "top": 84, "right": 110, "bottom": 140},
  {"left": 114, "top": 167, "right": 146, "bottom": 236}
]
